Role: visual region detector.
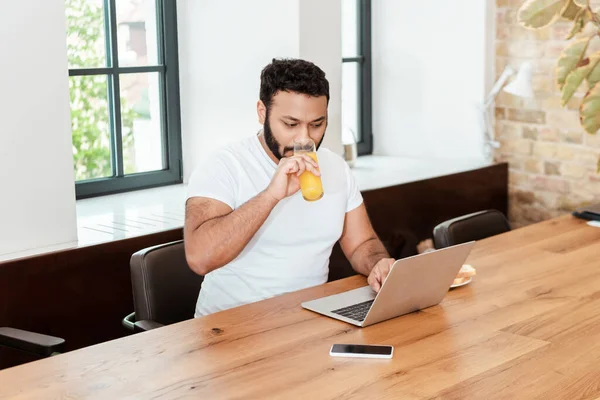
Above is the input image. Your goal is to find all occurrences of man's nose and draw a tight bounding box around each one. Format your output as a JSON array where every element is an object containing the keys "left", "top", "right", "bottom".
[{"left": 296, "top": 125, "right": 310, "bottom": 141}]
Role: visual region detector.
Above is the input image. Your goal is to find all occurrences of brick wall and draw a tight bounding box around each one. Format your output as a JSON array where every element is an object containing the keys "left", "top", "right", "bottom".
[{"left": 495, "top": 0, "right": 600, "bottom": 227}]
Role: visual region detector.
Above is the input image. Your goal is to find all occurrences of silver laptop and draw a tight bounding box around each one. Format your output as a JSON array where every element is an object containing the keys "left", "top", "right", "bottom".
[{"left": 302, "top": 241, "right": 475, "bottom": 327}]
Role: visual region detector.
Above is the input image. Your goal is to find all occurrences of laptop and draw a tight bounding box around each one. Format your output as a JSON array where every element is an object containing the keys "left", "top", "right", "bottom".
[{"left": 302, "top": 241, "right": 475, "bottom": 327}]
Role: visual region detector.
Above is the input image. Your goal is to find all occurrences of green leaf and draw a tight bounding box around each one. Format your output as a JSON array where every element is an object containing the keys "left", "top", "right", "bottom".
[
  {"left": 589, "top": 59, "right": 600, "bottom": 88},
  {"left": 566, "top": 8, "right": 591, "bottom": 39},
  {"left": 556, "top": 37, "right": 592, "bottom": 89},
  {"left": 580, "top": 83, "right": 600, "bottom": 134},
  {"left": 561, "top": 0, "right": 583, "bottom": 20},
  {"left": 562, "top": 53, "right": 600, "bottom": 106},
  {"left": 518, "top": 0, "right": 568, "bottom": 29}
]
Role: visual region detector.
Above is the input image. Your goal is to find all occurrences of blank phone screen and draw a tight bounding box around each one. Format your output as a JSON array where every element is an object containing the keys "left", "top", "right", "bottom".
[{"left": 331, "top": 344, "right": 393, "bottom": 355}]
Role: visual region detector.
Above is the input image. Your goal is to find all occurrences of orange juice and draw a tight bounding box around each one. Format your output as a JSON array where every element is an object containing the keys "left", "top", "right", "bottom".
[{"left": 299, "top": 152, "right": 324, "bottom": 201}]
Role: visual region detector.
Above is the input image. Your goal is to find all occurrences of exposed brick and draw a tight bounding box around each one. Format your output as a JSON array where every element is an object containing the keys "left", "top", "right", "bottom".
[
  {"left": 507, "top": 109, "right": 546, "bottom": 124},
  {"left": 535, "top": 191, "right": 560, "bottom": 208},
  {"left": 520, "top": 205, "right": 554, "bottom": 223},
  {"left": 507, "top": 41, "right": 545, "bottom": 58},
  {"left": 532, "top": 176, "right": 570, "bottom": 193},
  {"left": 513, "top": 189, "right": 535, "bottom": 204},
  {"left": 551, "top": 23, "right": 573, "bottom": 40},
  {"left": 532, "top": 76, "right": 555, "bottom": 93},
  {"left": 543, "top": 95, "right": 581, "bottom": 111},
  {"left": 496, "top": 153, "right": 524, "bottom": 170},
  {"left": 572, "top": 148, "right": 600, "bottom": 164},
  {"left": 561, "top": 163, "right": 588, "bottom": 179},
  {"left": 522, "top": 126, "right": 538, "bottom": 140},
  {"left": 557, "top": 194, "right": 595, "bottom": 211},
  {"left": 496, "top": 41, "right": 508, "bottom": 57},
  {"left": 525, "top": 159, "right": 543, "bottom": 173},
  {"left": 585, "top": 133, "right": 600, "bottom": 148},
  {"left": 560, "top": 131, "right": 583, "bottom": 144},
  {"left": 539, "top": 128, "right": 559, "bottom": 142},
  {"left": 495, "top": 107, "right": 506, "bottom": 120},
  {"left": 515, "top": 139, "right": 533, "bottom": 155},
  {"left": 544, "top": 42, "right": 568, "bottom": 59},
  {"left": 496, "top": 121, "right": 521, "bottom": 139},
  {"left": 493, "top": 18, "right": 600, "bottom": 227},
  {"left": 556, "top": 145, "right": 574, "bottom": 160},
  {"left": 547, "top": 110, "right": 583, "bottom": 131},
  {"left": 533, "top": 142, "right": 558, "bottom": 158},
  {"left": 545, "top": 162, "right": 560, "bottom": 175},
  {"left": 509, "top": 170, "right": 530, "bottom": 187},
  {"left": 504, "top": 9, "right": 517, "bottom": 24}
]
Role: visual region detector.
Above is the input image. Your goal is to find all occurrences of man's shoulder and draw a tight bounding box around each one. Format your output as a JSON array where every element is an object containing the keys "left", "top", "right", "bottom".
[
  {"left": 318, "top": 147, "right": 347, "bottom": 169},
  {"left": 207, "top": 136, "right": 257, "bottom": 163}
]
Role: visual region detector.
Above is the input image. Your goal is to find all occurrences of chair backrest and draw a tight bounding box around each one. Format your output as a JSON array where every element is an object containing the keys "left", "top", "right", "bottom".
[
  {"left": 433, "top": 210, "right": 511, "bottom": 249},
  {"left": 130, "top": 240, "right": 204, "bottom": 325}
]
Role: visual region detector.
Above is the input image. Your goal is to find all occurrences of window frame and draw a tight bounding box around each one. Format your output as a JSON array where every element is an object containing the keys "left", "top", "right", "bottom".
[
  {"left": 342, "top": 0, "right": 372, "bottom": 156},
  {"left": 68, "top": 0, "right": 182, "bottom": 199}
]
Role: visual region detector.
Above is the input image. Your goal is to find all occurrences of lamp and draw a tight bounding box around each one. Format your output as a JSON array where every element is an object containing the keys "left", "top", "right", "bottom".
[{"left": 481, "top": 62, "right": 534, "bottom": 161}]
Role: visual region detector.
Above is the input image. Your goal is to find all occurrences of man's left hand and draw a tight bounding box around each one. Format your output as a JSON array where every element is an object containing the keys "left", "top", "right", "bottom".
[{"left": 367, "top": 258, "right": 395, "bottom": 292}]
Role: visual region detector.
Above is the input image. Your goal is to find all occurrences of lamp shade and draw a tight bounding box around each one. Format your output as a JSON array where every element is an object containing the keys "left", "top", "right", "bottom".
[{"left": 503, "top": 61, "right": 534, "bottom": 98}]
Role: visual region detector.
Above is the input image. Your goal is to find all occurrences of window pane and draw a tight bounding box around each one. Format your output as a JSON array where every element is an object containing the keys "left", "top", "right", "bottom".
[
  {"left": 70, "top": 75, "right": 113, "bottom": 181},
  {"left": 66, "top": 0, "right": 108, "bottom": 68},
  {"left": 116, "top": 0, "right": 159, "bottom": 67},
  {"left": 120, "top": 72, "right": 165, "bottom": 174},
  {"left": 342, "top": 0, "right": 358, "bottom": 58},
  {"left": 342, "top": 62, "right": 361, "bottom": 143}
]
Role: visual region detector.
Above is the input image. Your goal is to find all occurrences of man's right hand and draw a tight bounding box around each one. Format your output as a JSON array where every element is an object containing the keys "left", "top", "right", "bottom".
[{"left": 265, "top": 154, "right": 320, "bottom": 201}]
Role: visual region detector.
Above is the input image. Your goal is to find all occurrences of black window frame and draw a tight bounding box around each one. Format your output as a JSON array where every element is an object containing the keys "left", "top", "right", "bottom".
[
  {"left": 68, "top": 0, "right": 182, "bottom": 199},
  {"left": 342, "top": 0, "right": 372, "bottom": 156}
]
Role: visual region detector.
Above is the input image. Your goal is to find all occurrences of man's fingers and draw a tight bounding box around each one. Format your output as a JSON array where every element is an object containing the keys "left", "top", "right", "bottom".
[
  {"left": 300, "top": 154, "right": 319, "bottom": 169},
  {"left": 369, "top": 277, "right": 381, "bottom": 292},
  {"left": 282, "top": 158, "right": 302, "bottom": 175},
  {"left": 302, "top": 161, "right": 321, "bottom": 176},
  {"left": 295, "top": 159, "right": 306, "bottom": 177}
]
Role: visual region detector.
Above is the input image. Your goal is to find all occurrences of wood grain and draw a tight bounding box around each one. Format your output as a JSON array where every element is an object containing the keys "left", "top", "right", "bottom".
[
  {"left": 0, "top": 163, "right": 508, "bottom": 370},
  {"left": 7, "top": 215, "right": 599, "bottom": 399}
]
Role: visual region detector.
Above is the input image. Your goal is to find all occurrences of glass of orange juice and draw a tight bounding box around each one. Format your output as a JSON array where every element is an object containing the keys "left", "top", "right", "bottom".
[{"left": 293, "top": 138, "right": 324, "bottom": 201}]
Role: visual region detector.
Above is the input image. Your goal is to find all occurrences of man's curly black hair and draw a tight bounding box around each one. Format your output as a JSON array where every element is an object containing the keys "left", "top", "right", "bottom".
[{"left": 259, "top": 58, "right": 330, "bottom": 110}]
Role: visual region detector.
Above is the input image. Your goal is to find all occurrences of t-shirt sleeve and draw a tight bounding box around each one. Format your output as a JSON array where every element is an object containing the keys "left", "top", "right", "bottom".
[
  {"left": 344, "top": 160, "right": 363, "bottom": 213},
  {"left": 186, "top": 152, "right": 237, "bottom": 210}
]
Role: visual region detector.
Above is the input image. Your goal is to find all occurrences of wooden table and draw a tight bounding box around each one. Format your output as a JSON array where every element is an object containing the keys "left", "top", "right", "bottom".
[{"left": 1, "top": 215, "right": 600, "bottom": 399}]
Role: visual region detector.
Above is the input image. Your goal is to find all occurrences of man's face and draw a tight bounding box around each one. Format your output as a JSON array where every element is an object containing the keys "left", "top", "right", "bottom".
[{"left": 261, "top": 91, "right": 328, "bottom": 161}]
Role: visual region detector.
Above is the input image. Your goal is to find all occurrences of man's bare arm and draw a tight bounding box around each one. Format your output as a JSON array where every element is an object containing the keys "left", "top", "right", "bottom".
[
  {"left": 184, "top": 191, "right": 279, "bottom": 275},
  {"left": 339, "top": 204, "right": 390, "bottom": 276},
  {"left": 185, "top": 153, "right": 320, "bottom": 275}
]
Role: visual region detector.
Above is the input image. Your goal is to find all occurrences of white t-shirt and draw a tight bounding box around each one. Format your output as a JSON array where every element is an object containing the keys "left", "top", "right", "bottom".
[{"left": 186, "top": 134, "right": 363, "bottom": 316}]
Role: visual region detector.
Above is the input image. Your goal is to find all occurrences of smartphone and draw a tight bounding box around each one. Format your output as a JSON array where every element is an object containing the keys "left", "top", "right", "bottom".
[{"left": 329, "top": 344, "right": 394, "bottom": 359}]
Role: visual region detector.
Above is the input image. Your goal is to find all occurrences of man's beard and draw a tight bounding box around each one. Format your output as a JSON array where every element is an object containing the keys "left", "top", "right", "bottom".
[{"left": 263, "top": 110, "right": 325, "bottom": 161}]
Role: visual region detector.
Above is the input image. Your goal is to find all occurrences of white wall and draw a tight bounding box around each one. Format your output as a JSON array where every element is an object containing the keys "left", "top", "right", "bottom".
[
  {"left": 178, "top": 0, "right": 343, "bottom": 181},
  {"left": 372, "top": 0, "right": 494, "bottom": 160},
  {"left": 299, "top": 0, "right": 343, "bottom": 156},
  {"left": 0, "top": 1, "right": 77, "bottom": 258}
]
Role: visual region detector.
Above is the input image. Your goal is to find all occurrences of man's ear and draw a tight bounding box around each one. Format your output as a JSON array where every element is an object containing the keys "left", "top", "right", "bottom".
[{"left": 257, "top": 100, "right": 266, "bottom": 125}]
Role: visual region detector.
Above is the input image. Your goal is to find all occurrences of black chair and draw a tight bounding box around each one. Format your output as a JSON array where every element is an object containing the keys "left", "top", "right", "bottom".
[
  {"left": 0, "top": 327, "right": 65, "bottom": 358},
  {"left": 433, "top": 210, "right": 511, "bottom": 249},
  {"left": 122, "top": 240, "right": 204, "bottom": 332}
]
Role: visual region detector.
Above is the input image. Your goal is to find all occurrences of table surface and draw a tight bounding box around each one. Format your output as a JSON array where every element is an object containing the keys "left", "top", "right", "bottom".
[{"left": 2, "top": 215, "right": 600, "bottom": 400}]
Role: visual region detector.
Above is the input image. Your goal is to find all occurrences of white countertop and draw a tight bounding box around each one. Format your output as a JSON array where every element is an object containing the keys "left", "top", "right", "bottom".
[{"left": 1, "top": 155, "right": 490, "bottom": 262}]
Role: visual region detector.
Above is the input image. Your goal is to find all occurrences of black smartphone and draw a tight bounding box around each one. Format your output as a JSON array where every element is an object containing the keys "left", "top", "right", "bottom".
[{"left": 329, "top": 344, "right": 393, "bottom": 359}]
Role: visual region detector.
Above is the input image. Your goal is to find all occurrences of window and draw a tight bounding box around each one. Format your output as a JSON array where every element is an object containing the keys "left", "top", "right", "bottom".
[
  {"left": 66, "top": 0, "right": 182, "bottom": 198},
  {"left": 341, "top": 0, "right": 372, "bottom": 155}
]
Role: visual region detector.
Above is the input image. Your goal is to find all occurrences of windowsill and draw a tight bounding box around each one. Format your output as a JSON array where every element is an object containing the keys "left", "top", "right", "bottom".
[
  {"left": 0, "top": 155, "right": 491, "bottom": 262},
  {"left": 352, "top": 155, "right": 491, "bottom": 191}
]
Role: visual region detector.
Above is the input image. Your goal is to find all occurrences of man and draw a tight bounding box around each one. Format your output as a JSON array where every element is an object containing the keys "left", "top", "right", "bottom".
[{"left": 184, "top": 58, "right": 394, "bottom": 317}]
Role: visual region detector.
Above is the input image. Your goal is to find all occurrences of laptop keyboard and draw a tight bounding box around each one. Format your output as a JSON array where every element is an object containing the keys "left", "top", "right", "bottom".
[{"left": 331, "top": 299, "right": 375, "bottom": 322}]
